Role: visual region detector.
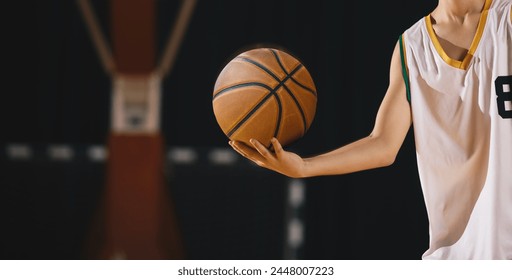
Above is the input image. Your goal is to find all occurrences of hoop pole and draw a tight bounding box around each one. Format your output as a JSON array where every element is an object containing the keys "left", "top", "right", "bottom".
[
  {"left": 76, "top": 0, "right": 115, "bottom": 75},
  {"left": 157, "top": 0, "right": 197, "bottom": 77}
]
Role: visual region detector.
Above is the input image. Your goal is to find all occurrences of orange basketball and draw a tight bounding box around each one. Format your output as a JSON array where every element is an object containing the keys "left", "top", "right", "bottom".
[{"left": 212, "top": 48, "right": 317, "bottom": 148}]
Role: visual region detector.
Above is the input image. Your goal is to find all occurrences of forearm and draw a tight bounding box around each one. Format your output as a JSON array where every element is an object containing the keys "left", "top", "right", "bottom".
[
  {"left": 301, "top": 134, "right": 395, "bottom": 177},
  {"left": 299, "top": 41, "right": 413, "bottom": 178}
]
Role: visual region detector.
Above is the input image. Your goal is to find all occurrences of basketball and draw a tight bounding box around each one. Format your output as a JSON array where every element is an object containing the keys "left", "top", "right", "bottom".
[{"left": 212, "top": 48, "right": 317, "bottom": 148}]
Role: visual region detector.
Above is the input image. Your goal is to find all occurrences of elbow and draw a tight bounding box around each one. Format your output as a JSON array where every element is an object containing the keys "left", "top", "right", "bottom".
[
  {"left": 380, "top": 152, "right": 397, "bottom": 167},
  {"left": 369, "top": 134, "right": 399, "bottom": 167},
  {"left": 379, "top": 143, "right": 400, "bottom": 167}
]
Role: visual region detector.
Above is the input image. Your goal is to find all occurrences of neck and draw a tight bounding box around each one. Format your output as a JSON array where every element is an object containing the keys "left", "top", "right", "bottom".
[{"left": 435, "top": 0, "right": 486, "bottom": 20}]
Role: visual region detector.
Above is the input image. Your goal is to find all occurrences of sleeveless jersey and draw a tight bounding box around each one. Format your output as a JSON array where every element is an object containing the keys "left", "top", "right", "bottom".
[{"left": 399, "top": 0, "right": 512, "bottom": 259}]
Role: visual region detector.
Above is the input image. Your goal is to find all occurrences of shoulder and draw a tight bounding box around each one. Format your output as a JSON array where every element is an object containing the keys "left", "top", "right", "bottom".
[
  {"left": 488, "top": 0, "right": 512, "bottom": 28},
  {"left": 490, "top": 0, "right": 512, "bottom": 14},
  {"left": 401, "top": 16, "right": 427, "bottom": 46},
  {"left": 490, "top": 0, "right": 512, "bottom": 9},
  {"left": 403, "top": 17, "right": 426, "bottom": 35}
]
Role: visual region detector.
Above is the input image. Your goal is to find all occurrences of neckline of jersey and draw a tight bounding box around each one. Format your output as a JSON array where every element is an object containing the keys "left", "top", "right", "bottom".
[{"left": 424, "top": 0, "right": 493, "bottom": 70}]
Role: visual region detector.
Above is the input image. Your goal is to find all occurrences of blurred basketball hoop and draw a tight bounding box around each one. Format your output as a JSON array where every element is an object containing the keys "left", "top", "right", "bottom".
[{"left": 77, "top": 0, "right": 196, "bottom": 259}]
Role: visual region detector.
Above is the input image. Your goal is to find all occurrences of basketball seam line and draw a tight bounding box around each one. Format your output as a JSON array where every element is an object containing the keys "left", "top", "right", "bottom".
[
  {"left": 224, "top": 53, "right": 307, "bottom": 142},
  {"left": 264, "top": 66, "right": 301, "bottom": 139},
  {"left": 227, "top": 56, "right": 289, "bottom": 137},
  {"left": 270, "top": 49, "right": 316, "bottom": 96},
  {"left": 270, "top": 49, "right": 309, "bottom": 134},
  {"left": 223, "top": 57, "right": 284, "bottom": 138},
  {"left": 290, "top": 76, "right": 317, "bottom": 96},
  {"left": 212, "top": 82, "right": 270, "bottom": 100},
  {"left": 272, "top": 92, "right": 283, "bottom": 139},
  {"left": 282, "top": 84, "right": 307, "bottom": 135},
  {"left": 226, "top": 60, "right": 302, "bottom": 139},
  {"left": 236, "top": 57, "right": 281, "bottom": 81},
  {"left": 226, "top": 84, "right": 281, "bottom": 138},
  {"left": 227, "top": 66, "right": 299, "bottom": 139}
]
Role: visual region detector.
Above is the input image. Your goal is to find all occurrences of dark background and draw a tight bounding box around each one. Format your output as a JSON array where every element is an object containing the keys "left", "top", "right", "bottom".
[{"left": 1, "top": 0, "right": 437, "bottom": 259}]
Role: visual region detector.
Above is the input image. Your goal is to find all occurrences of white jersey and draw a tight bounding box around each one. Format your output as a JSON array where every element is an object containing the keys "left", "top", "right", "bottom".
[{"left": 400, "top": 0, "right": 512, "bottom": 259}]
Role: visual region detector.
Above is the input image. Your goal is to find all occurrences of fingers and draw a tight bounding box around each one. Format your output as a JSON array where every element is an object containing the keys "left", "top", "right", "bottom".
[
  {"left": 229, "top": 138, "right": 278, "bottom": 164},
  {"left": 250, "top": 138, "right": 272, "bottom": 158},
  {"left": 229, "top": 140, "right": 248, "bottom": 158},
  {"left": 229, "top": 140, "right": 266, "bottom": 163},
  {"left": 270, "top": 138, "right": 284, "bottom": 158}
]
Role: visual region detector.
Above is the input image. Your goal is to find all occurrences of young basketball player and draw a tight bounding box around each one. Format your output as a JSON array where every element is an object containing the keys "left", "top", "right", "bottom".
[{"left": 230, "top": 0, "right": 512, "bottom": 259}]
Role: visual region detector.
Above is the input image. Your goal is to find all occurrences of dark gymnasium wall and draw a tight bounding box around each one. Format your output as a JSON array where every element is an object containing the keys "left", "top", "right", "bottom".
[{"left": 2, "top": 0, "right": 437, "bottom": 259}]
